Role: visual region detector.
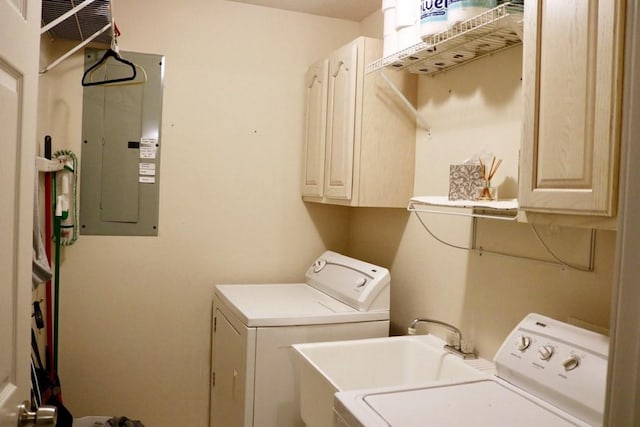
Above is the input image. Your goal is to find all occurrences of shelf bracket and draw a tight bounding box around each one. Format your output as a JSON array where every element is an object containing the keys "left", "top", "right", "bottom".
[
  {"left": 506, "top": 12, "right": 524, "bottom": 41},
  {"left": 40, "top": 22, "right": 112, "bottom": 74},
  {"left": 378, "top": 70, "right": 430, "bottom": 132},
  {"left": 40, "top": 0, "right": 114, "bottom": 74},
  {"left": 410, "top": 208, "right": 596, "bottom": 272}
]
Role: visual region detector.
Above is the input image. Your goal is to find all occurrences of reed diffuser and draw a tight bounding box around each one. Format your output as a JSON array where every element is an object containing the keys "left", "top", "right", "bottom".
[{"left": 477, "top": 157, "right": 502, "bottom": 201}]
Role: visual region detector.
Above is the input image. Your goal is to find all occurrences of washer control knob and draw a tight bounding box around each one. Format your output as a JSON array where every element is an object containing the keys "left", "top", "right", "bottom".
[
  {"left": 563, "top": 355, "right": 580, "bottom": 371},
  {"left": 516, "top": 335, "right": 531, "bottom": 351},
  {"left": 355, "top": 277, "right": 367, "bottom": 288},
  {"left": 313, "top": 259, "right": 327, "bottom": 273},
  {"left": 537, "top": 345, "right": 554, "bottom": 360}
]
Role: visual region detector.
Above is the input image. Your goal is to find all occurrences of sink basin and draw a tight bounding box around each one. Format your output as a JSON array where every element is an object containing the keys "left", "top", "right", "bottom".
[{"left": 292, "top": 335, "right": 488, "bottom": 427}]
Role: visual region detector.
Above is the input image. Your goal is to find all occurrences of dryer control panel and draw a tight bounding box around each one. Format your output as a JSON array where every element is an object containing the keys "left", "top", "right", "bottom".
[
  {"left": 494, "top": 313, "right": 609, "bottom": 426},
  {"left": 305, "top": 251, "right": 390, "bottom": 312}
]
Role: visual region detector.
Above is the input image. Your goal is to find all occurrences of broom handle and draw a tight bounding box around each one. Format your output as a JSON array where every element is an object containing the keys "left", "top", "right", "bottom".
[{"left": 44, "top": 136, "right": 55, "bottom": 380}]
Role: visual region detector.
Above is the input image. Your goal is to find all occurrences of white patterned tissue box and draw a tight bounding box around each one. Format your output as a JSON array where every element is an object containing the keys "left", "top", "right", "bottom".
[{"left": 448, "top": 164, "right": 484, "bottom": 201}]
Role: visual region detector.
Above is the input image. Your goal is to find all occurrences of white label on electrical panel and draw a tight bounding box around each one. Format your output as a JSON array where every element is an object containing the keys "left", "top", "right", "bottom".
[
  {"left": 139, "top": 176, "right": 156, "bottom": 184},
  {"left": 140, "top": 137, "right": 157, "bottom": 159},
  {"left": 139, "top": 162, "right": 156, "bottom": 176}
]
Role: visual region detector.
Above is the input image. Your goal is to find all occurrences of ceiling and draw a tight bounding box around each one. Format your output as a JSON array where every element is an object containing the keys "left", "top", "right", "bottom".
[{"left": 226, "top": 0, "right": 379, "bottom": 22}]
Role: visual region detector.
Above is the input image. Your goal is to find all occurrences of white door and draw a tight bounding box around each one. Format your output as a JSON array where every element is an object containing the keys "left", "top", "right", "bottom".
[
  {"left": 211, "top": 309, "right": 249, "bottom": 427},
  {"left": 0, "top": 0, "right": 41, "bottom": 426}
]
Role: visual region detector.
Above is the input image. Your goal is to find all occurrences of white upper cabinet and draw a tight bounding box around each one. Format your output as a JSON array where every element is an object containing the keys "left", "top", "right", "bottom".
[
  {"left": 302, "top": 37, "right": 417, "bottom": 208},
  {"left": 518, "top": 0, "right": 625, "bottom": 218}
]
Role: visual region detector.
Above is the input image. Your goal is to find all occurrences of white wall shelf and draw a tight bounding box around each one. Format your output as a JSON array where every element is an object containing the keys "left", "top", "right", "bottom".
[
  {"left": 408, "top": 196, "right": 519, "bottom": 221},
  {"left": 367, "top": 3, "right": 523, "bottom": 76}
]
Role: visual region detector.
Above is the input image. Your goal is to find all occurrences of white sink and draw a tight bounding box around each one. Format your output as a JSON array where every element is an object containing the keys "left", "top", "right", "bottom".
[{"left": 292, "top": 335, "right": 489, "bottom": 427}]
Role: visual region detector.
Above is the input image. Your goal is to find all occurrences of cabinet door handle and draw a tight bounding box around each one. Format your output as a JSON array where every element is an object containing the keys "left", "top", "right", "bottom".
[
  {"left": 333, "top": 60, "right": 348, "bottom": 77},
  {"left": 232, "top": 369, "right": 238, "bottom": 401}
]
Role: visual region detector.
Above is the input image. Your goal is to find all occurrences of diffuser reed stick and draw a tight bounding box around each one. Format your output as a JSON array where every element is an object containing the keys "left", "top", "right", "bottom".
[{"left": 478, "top": 157, "right": 502, "bottom": 201}]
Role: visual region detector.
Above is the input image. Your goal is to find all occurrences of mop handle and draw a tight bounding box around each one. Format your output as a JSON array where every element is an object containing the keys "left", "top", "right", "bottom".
[{"left": 53, "top": 174, "right": 62, "bottom": 376}]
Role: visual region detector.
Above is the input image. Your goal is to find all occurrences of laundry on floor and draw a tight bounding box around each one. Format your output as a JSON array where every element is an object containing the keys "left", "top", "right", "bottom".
[{"left": 84, "top": 416, "right": 145, "bottom": 427}]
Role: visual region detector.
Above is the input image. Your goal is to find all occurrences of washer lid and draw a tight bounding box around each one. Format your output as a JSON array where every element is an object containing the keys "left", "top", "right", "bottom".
[
  {"left": 339, "top": 379, "right": 589, "bottom": 427},
  {"left": 214, "top": 284, "right": 389, "bottom": 327}
]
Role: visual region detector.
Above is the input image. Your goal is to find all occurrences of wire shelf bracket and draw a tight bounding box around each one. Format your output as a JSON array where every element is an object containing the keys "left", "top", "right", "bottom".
[
  {"left": 408, "top": 197, "right": 596, "bottom": 272},
  {"left": 378, "top": 70, "right": 430, "bottom": 131}
]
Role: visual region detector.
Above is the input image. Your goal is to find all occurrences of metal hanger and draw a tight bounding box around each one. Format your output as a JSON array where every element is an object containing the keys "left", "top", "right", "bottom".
[
  {"left": 81, "top": 49, "right": 137, "bottom": 86},
  {"left": 81, "top": 20, "right": 146, "bottom": 87},
  {"left": 83, "top": 60, "right": 147, "bottom": 87}
]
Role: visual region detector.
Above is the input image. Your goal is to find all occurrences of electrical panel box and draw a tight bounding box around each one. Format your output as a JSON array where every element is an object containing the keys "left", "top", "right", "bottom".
[{"left": 80, "top": 49, "right": 164, "bottom": 236}]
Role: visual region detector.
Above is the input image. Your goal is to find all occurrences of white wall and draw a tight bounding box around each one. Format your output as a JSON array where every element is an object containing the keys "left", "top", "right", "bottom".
[
  {"left": 349, "top": 47, "right": 615, "bottom": 357},
  {"left": 37, "top": 1, "right": 360, "bottom": 425}
]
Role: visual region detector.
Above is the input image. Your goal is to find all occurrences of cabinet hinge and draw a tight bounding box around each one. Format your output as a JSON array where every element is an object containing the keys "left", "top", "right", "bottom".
[{"left": 214, "top": 316, "right": 217, "bottom": 333}]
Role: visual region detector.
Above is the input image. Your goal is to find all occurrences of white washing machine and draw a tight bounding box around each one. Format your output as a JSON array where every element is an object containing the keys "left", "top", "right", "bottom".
[
  {"left": 334, "top": 313, "right": 609, "bottom": 426},
  {"left": 210, "top": 251, "right": 390, "bottom": 427}
]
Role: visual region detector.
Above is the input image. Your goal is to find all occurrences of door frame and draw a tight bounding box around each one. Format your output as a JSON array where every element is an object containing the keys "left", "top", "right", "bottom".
[{"left": 606, "top": 0, "right": 640, "bottom": 425}]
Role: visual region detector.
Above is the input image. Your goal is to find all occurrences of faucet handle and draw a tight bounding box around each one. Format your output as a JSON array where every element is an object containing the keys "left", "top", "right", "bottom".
[
  {"left": 460, "top": 338, "right": 475, "bottom": 354},
  {"left": 445, "top": 332, "right": 460, "bottom": 349}
]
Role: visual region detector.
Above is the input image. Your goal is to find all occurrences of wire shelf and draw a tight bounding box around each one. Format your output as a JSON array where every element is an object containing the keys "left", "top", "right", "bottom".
[
  {"left": 42, "top": 0, "right": 112, "bottom": 44},
  {"left": 367, "top": 3, "right": 523, "bottom": 76}
]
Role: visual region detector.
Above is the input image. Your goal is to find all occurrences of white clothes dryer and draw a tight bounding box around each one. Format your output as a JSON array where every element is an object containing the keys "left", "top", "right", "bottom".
[{"left": 210, "top": 251, "right": 390, "bottom": 427}]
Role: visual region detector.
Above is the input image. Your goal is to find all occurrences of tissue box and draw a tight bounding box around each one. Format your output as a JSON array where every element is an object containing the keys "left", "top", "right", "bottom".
[{"left": 448, "top": 164, "right": 484, "bottom": 200}]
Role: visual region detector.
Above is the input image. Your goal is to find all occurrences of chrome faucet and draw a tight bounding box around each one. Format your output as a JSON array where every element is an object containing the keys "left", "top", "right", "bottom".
[{"left": 408, "top": 318, "right": 477, "bottom": 359}]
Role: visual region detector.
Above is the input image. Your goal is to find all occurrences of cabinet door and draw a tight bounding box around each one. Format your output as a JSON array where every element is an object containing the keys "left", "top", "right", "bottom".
[
  {"left": 302, "top": 59, "right": 328, "bottom": 197},
  {"left": 325, "top": 40, "right": 359, "bottom": 200},
  {"left": 519, "top": 0, "right": 625, "bottom": 216},
  {"left": 211, "top": 310, "right": 247, "bottom": 427}
]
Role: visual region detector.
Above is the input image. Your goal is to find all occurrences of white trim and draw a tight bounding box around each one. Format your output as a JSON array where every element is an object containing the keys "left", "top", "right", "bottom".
[{"left": 606, "top": 0, "right": 640, "bottom": 425}]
